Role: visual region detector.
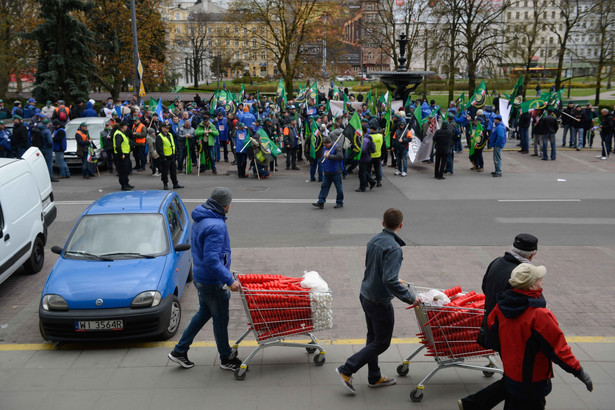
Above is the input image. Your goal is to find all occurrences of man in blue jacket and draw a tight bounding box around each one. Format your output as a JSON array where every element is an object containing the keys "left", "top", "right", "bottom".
[
  {"left": 312, "top": 132, "right": 344, "bottom": 209},
  {"left": 336, "top": 208, "right": 417, "bottom": 394},
  {"left": 168, "top": 187, "right": 243, "bottom": 371},
  {"left": 489, "top": 115, "right": 507, "bottom": 177}
]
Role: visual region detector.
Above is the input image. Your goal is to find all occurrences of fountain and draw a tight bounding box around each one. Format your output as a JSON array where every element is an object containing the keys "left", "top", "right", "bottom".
[{"left": 371, "top": 34, "right": 433, "bottom": 103}]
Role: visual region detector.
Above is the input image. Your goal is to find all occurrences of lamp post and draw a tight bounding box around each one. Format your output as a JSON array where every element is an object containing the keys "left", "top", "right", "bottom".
[{"left": 130, "top": 0, "right": 141, "bottom": 105}]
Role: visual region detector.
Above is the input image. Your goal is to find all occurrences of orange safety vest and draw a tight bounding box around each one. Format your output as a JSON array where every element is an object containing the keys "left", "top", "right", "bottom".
[
  {"left": 133, "top": 123, "right": 146, "bottom": 144},
  {"left": 76, "top": 130, "right": 88, "bottom": 142}
]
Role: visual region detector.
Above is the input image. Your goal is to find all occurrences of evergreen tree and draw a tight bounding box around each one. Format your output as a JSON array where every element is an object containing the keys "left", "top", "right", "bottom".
[{"left": 25, "top": 0, "right": 95, "bottom": 104}]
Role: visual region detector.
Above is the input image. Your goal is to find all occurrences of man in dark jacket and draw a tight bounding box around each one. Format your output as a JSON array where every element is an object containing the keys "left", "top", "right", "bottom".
[
  {"left": 155, "top": 122, "right": 183, "bottom": 190},
  {"left": 561, "top": 101, "right": 575, "bottom": 147},
  {"left": 598, "top": 108, "right": 614, "bottom": 160},
  {"left": 336, "top": 208, "right": 417, "bottom": 394},
  {"left": 168, "top": 187, "right": 244, "bottom": 371},
  {"left": 459, "top": 233, "right": 539, "bottom": 410},
  {"left": 487, "top": 264, "right": 593, "bottom": 409},
  {"left": 356, "top": 125, "right": 376, "bottom": 192},
  {"left": 11, "top": 115, "right": 29, "bottom": 157},
  {"left": 433, "top": 119, "right": 453, "bottom": 180},
  {"left": 518, "top": 111, "right": 531, "bottom": 153},
  {"left": 312, "top": 132, "right": 344, "bottom": 209},
  {"left": 540, "top": 109, "right": 559, "bottom": 161}
]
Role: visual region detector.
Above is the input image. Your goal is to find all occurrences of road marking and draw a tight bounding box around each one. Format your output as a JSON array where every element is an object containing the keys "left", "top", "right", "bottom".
[
  {"left": 55, "top": 199, "right": 316, "bottom": 206},
  {"left": 497, "top": 217, "right": 615, "bottom": 225},
  {"left": 2, "top": 336, "right": 613, "bottom": 351},
  {"left": 497, "top": 199, "right": 581, "bottom": 202}
]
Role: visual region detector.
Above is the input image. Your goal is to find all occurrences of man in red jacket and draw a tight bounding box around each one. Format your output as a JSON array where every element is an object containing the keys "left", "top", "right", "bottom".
[{"left": 487, "top": 263, "right": 592, "bottom": 409}]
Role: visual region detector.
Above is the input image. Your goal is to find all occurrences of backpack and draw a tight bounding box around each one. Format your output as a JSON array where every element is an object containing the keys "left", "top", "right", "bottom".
[
  {"left": 58, "top": 106, "right": 68, "bottom": 122},
  {"left": 30, "top": 125, "right": 43, "bottom": 148}
]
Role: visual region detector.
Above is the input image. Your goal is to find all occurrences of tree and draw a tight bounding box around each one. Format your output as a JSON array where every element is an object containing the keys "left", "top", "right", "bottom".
[
  {"left": 184, "top": 12, "right": 212, "bottom": 89},
  {"left": 228, "top": 0, "right": 337, "bottom": 98},
  {"left": 455, "top": 0, "right": 511, "bottom": 95},
  {"left": 87, "top": 0, "right": 167, "bottom": 99},
  {"left": 360, "top": 0, "right": 430, "bottom": 71},
  {"left": 547, "top": 0, "right": 591, "bottom": 91},
  {"left": 589, "top": 0, "right": 615, "bottom": 105},
  {"left": 0, "top": 0, "right": 41, "bottom": 96},
  {"left": 432, "top": 0, "right": 464, "bottom": 103},
  {"left": 505, "top": 0, "right": 549, "bottom": 98},
  {"left": 26, "top": 0, "right": 94, "bottom": 103}
]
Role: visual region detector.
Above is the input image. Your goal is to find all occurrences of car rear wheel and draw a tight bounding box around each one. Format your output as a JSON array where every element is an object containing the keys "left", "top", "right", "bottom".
[
  {"left": 24, "top": 236, "right": 45, "bottom": 274},
  {"left": 160, "top": 295, "right": 181, "bottom": 340}
]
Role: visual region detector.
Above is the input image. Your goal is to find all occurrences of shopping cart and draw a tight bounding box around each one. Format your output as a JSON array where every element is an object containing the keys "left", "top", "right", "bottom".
[
  {"left": 230, "top": 273, "right": 332, "bottom": 380},
  {"left": 397, "top": 284, "right": 503, "bottom": 402}
]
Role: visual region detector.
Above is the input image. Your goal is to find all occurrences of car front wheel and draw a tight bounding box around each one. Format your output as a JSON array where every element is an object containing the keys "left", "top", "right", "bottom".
[
  {"left": 160, "top": 295, "right": 181, "bottom": 340},
  {"left": 24, "top": 236, "right": 45, "bottom": 274}
]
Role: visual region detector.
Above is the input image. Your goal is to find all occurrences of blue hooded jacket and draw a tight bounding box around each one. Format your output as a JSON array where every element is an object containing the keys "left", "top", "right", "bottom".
[
  {"left": 190, "top": 199, "right": 233, "bottom": 286},
  {"left": 82, "top": 101, "right": 97, "bottom": 117}
]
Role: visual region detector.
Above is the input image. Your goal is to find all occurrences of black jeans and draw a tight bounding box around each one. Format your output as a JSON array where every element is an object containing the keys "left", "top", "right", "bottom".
[
  {"left": 461, "top": 378, "right": 506, "bottom": 409},
  {"left": 339, "top": 295, "right": 394, "bottom": 384},
  {"left": 358, "top": 162, "right": 374, "bottom": 190},
  {"left": 160, "top": 155, "right": 178, "bottom": 185},
  {"left": 434, "top": 152, "right": 447, "bottom": 178},
  {"left": 236, "top": 152, "right": 248, "bottom": 176},
  {"left": 369, "top": 157, "right": 382, "bottom": 182},
  {"left": 285, "top": 147, "right": 297, "bottom": 169},
  {"left": 117, "top": 154, "right": 131, "bottom": 188}
]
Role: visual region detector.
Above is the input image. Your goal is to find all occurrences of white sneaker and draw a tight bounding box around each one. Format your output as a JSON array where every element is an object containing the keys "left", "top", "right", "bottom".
[
  {"left": 596, "top": 155, "right": 603, "bottom": 158},
  {"left": 401, "top": 172, "right": 407, "bottom": 177},
  {"left": 601, "top": 156, "right": 608, "bottom": 160},
  {"left": 394, "top": 171, "right": 401, "bottom": 175}
]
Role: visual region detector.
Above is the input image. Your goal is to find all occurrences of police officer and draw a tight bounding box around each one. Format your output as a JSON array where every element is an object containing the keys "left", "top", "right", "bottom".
[
  {"left": 114, "top": 119, "right": 134, "bottom": 191},
  {"left": 156, "top": 122, "right": 184, "bottom": 190}
]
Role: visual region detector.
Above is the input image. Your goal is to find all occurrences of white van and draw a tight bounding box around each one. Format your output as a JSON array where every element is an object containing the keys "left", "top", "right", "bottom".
[{"left": 0, "top": 147, "right": 56, "bottom": 285}]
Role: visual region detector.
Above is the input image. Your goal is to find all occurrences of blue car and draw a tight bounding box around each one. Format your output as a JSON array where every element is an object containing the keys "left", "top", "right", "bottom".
[{"left": 39, "top": 191, "right": 192, "bottom": 342}]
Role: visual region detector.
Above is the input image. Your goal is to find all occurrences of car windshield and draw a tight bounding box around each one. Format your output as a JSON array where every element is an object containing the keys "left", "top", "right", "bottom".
[
  {"left": 65, "top": 121, "right": 105, "bottom": 141},
  {"left": 64, "top": 214, "right": 169, "bottom": 259}
]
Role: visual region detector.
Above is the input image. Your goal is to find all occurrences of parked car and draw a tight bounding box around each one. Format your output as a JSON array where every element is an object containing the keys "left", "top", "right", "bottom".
[
  {"left": 62, "top": 117, "right": 106, "bottom": 168},
  {"left": 39, "top": 191, "right": 192, "bottom": 342},
  {"left": 0, "top": 147, "right": 56, "bottom": 285}
]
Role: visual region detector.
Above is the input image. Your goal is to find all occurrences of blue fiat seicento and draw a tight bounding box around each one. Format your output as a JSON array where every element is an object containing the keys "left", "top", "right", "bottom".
[{"left": 39, "top": 191, "right": 193, "bottom": 342}]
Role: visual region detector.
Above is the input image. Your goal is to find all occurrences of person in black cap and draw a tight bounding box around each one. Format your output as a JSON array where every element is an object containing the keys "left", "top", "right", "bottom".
[
  {"left": 156, "top": 122, "right": 183, "bottom": 190},
  {"left": 459, "top": 233, "right": 539, "bottom": 410},
  {"left": 114, "top": 119, "right": 134, "bottom": 191}
]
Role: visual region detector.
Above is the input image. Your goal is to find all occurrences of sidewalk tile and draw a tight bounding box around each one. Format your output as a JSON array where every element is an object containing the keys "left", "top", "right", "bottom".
[
  {"left": 569, "top": 382, "right": 615, "bottom": 410},
  {"left": 72, "top": 348, "right": 128, "bottom": 368},
  {"left": 42, "top": 389, "right": 103, "bottom": 410},
  {"left": 0, "top": 368, "right": 68, "bottom": 392},
  {"left": 23, "top": 349, "right": 80, "bottom": 369},
  {"left": 93, "top": 389, "right": 154, "bottom": 410},
  {"left": 255, "top": 363, "right": 311, "bottom": 387},
  {"left": 119, "top": 347, "right": 169, "bottom": 367},
  {"left": 257, "top": 385, "right": 312, "bottom": 409},
  {"left": 0, "top": 391, "right": 47, "bottom": 410},
  {"left": 0, "top": 350, "right": 37, "bottom": 369}
]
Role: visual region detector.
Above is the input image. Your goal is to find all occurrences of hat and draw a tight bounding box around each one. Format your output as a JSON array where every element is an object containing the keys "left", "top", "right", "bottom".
[
  {"left": 14, "top": 100, "right": 21, "bottom": 105},
  {"left": 322, "top": 136, "right": 332, "bottom": 144},
  {"left": 243, "top": 106, "right": 249, "bottom": 112},
  {"left": 264, "top": 117, "right": 272, "bottom": 122},
  {"left": 133, "top": 116, "right": 140, "bottom": 121},
  {"left": 513, "top": 233, "right": 538, "bottom": 251},
  {"left": 80, "top": 122, "right": 88, "bottom": 127},
  {"left": 509, "top": 263, "right": 546, "bottom": 289},
  {"left": 447, "top": 112, "right": 455, "bottom": 119},
  {"left": 494, "top": 114, "right": 502, "bottom": 120},
  {"left": 120, "top": 119, "right": 130, "bottom": 126},
  {"left": 237, "top": 122, "right": 246, "bottom": 128},
  {"left": 442, "top": 119, "right": 449, "bottom": 126},
  {"left": 476, "top": 109, "right": 484, "bottom": 116},
  {"left": 210, "top": 187, "right": 232, "bottom": 208},
  {"left": 289, "top": 105, "right": 296, "bottom": 109},
  {"left": 254, "top": 118, "right": 261, "bottom": 123},
  {"left": 112, "top": 111, "right": 118, "bottom": 116},
  {"left": 12, "top": 115, "right": 22, "bottom": 120},
  {"left": 52, "top": 119, "right": 61, "bottom": 126},
  {"left": 28, "top": 98, "right": 36, "bottom": 103},
  {"left": 42, "top": 118, "right": 50, "bottom": 124},
  {"left": 160, "top": 122, "right": 170, "bottom": 128},
  {"left": 46, "top": 100, "right": 52, "bottom": 105}
]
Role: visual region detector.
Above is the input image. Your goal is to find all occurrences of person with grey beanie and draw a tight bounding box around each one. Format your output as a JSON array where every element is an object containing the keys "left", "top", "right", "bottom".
[{"left": 168, "top": 187, "right": 244, "bottom": 372}]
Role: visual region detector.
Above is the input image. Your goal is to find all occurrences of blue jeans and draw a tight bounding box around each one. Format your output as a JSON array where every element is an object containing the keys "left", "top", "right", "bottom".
[
  {"left": 54, "top": 151, "right": 70, "bottom": 177},
  {"left": 339, "top": 295, "right": 394, "bottom": 384},
  {"left": 395, "top": 148, "right": 408, "bottom": 172},
  {"left": 174, "top": 282, "right": 232, "bottom": 359},
  {"left": 309, "top": 158, "right": 323, "bottom": 181},
  {"left": 41, "top": 148, "right": 54, "bottom": 179},
  {"left": 542, "top": 133, "right": 556, "bottom": 160},
  {"left": 208, "top": 146, "right": 217, "bottom": 171},
  {"left": 81, "top": 152, "right": 94, "bottom": 176},
  {"left": 519, "top": 127, "right": 529, "bottom": 151},
  {"left": 317, "top": 172, "right": 343, "bottom": 205},
  {"left": 493, "top": 146, "right": 502, "bottom": 174},
  {"left": 562, "top": 124, "right": 571, "bottom": 145}
]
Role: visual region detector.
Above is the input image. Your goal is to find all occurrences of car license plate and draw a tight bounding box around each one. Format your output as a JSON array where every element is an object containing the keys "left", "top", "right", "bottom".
[{"left": 74, "top": 320, "right": 124, "bottom": 331}]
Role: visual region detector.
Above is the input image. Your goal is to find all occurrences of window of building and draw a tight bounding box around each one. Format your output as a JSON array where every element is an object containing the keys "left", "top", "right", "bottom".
[
  {"left": 226, "top": 39, "right": 230, "bottom": 46},
  {"left": 252, "top": 39, "right": 257, "bottom": 47},
  {"left": 208, "top": 39, "right": 213, "bottom": 46},
  {"left": 175, "top": 12, "right": 180, "bottom": 20},
  {"left": 226, "top": 27, "right": 230, "bottom": 34},
  {"left": 548, "top": 49, "right": 553, "bottom": 57},
  {"left": 234, "top": 52, "right": 239, "bottom": 59},
  {"left": 549, "top": 37, "right": 553, "bottom": 44},
  {"left": 551, "top": 11, "right": 555, "bottom": 19},
  {"left": 208, "top": 27, "right": 212, "bottom": 34},
  {"left": 244, "top": 28, "right": 248, "bottom": 35},
  {"left": 516, "top": 12, "right": 520, "bottom": 19},
  {"left": 235, "top": 40, "right": 239, "bottom": 46},
  {"left": 261, "top": 51, "right": 266, "bottom": 60},
  {"left": 235, "top": 27, "right": 239, "bottom": 35},
  {"left": 251, "top": 52, "right": 256, "bottom": 60},
  {"left": 176, "top": 26, "right": 181, "bottom": 34},
  {"left": 244, "top": 52, "right": 249, "bottom": 60},
  {"left": 244, "top": 39, "right": 248, "bottom": 47}
]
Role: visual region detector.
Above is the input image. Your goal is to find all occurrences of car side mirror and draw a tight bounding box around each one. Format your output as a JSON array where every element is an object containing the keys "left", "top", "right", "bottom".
[
  {"left": 51, "top": 246, "right": 63, "bottom": 255},
  {"left": 174, "top": 243, "right": 190, "bottom": 252}
]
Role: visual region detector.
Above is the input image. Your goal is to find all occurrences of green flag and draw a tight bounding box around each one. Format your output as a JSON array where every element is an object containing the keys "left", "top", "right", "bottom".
[
  {"left": 469, "top": 123, "right": 483, "bottom": 157},
  {"left": 309, "top": 118, "right": 321, "bottom": 160},
  {"left": 168, "top": 103, "right": 175, "bottom": 112},
  {"left": 210, "top": 89, "right": 219, "bottom": 114},
  {"left": 342, "top": 112, "right": 363, "bottom": 160},
  {"left": 455, "top": 92, "right": 466, "bottom": 108},
  {"left": 520, "top": 98, "right": 547, "bottom": 113},
  {"left": 332, "top": 85, "right": 341, "bottom": 101},
  {"left": 384, "top": 107, "right": 392, "bottom": 148},
  {"left": 310, "top": 81, "right": 318, "bottom": 105},
  {"left": 148, "top": 97, "right": 157, "bottom": 112},
  {"left": 257, "top": 128, "right": 282, "bottom": 157},
  {"left": 414, "top": 104, "right": 423, "bottom": 132},
  {"left": 511, "top": 76, "right": 524, "bottom": 102},
  {"left": 185, "top": 138, "right": 192, "bottom": 174},
  {"left": 547, "top": 89, "right": 564, "bottom": 111},
  {"left": 466, "top": 80, "right": 487, "bottom": 109},
  {"left": 240, "top": 84, "right": 245, "bottom": 100}
]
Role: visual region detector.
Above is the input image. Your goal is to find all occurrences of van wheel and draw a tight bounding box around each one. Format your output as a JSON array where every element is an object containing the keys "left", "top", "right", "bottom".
[{"left": 24, "top": 236, "right": 45, "bottom": 274}]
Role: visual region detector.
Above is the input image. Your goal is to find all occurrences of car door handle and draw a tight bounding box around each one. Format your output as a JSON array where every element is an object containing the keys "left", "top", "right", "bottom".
[{"left": 3, "top": 233, "right": 9, "bottom": 242}]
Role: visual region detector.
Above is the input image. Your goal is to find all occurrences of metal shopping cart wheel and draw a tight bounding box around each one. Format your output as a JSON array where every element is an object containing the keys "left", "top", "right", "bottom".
[
  {"left": 306, "top": 341, "right": 318, "bottom": 354},
  {"left": 410, "top": 389, "right": 424, "bottom": 402},
  {"left": 396, "top": 363, "right": 409, "bottom": 376},
  {"left": 313, "top": 352, "right": 326, "bottom": 366},
  {"left": 234, "top": 368, "right": 247, "bottom": 381}
]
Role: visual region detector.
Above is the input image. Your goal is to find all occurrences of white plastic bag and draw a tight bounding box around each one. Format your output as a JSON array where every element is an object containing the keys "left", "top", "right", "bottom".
[
  {"left": 300, "top": 271, "right": 330, "bottom": 292},
  {"left": 418, "top": 289, "right": 451, "bottom": 306}
]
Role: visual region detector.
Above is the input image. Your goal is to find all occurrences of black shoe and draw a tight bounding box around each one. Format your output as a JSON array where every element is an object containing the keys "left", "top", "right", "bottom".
[
  {"left": 286, "top": 167, "right": 290, "bottom": 170},
  {"left": 292, "top": 167, "right": 300, "bottom": 170},
  {"left": 51, "top": 178, "right": 60, "bottom": 182},
  {"left": 220, "top": 357, "right": 243, "bottom": 371},
  {"left": 312, "top": 202, "right": 324, "bottom": 209},
  {"left": 542, "top": 157, "right": 548, "bottom": 161},
  {"left": 231, "top": 161, "right": 237, "bottom": 165},
  {"left": 127, "top": 184, "right": 135, "bottom": 189},
  {"left": 369, "top": 180, "right": 376, "bottom": 190},
  {"left": 436, "top": 176, "right": 445, "bottom": 180},
  {"left": 376, "top": 182, "right": 382, "bottom": 187},
  {"left": 121, "top": 186, "right": 132, "bottom": 191},
  {"left": 530, "top": 153, "right": 538, "bottom": 156},
  {"left": 163, "top": 184, "right": 169, "bottom": 190},
  {"left": 492, "top": 173, "right": 502, "bottom": 177},
  {"left": 212, "top": 170, "right": 217, "bottom": 174},
  {"left": 173, "top": 184, "right": 184, "bottom": 189},
  {"left": 168, "top": 351, "right": 194, "bottom": 369},
  {"left": 355, "top": 189, "right": 365, "bottom": 192},
  {"left": 334, "top": 204, "right": 343, "bottom": 209}
]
